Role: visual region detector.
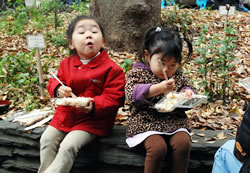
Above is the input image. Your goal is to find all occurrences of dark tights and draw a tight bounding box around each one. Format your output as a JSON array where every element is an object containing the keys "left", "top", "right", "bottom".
[{"left": 144, "top": 132, "right": 191, "bottom": 173}]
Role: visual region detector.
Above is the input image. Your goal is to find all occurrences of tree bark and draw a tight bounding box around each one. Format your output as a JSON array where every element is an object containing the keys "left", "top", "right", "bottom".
[{"left": 89, "top": 0, "right": 161, "bottom": 54}]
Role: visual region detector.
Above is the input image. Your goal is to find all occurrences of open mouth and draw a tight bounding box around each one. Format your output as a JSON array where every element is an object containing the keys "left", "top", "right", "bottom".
[
  {"left": 87, "top": 42, "right": 94, "bottom": 48},
  {"left": 87, "top": 42, "right": 93, "bottom": 46}
]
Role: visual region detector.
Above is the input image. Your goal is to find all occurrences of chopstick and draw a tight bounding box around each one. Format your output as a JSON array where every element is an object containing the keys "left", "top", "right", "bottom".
[
  {"left": 158, "top": 59, "right": 168, "bottom": 80},
  {"left": 48, "top": 70, "right": 77, "bottom": 98}
]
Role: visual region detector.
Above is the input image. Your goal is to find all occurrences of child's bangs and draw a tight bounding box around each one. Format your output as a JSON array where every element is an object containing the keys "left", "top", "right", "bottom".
[{"left": 150, "top": 40, "right": 181, "bottom": 62}]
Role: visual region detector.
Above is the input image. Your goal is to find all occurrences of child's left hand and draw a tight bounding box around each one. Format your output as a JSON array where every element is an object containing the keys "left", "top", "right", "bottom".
[
  {"left": 181, "top": 89, "right": 194, "bottom": 98},
  {"left": 76, "top": 98, "right": 94, "bottom": 114}
]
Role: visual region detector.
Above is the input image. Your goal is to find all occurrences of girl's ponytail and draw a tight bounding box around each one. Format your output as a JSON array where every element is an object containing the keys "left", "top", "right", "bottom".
[{"left": 182, "top": 37, "right": 193, "bottom": 63}]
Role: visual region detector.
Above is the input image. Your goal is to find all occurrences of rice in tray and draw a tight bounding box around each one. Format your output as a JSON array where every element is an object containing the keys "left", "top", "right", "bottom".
[
  {"left": 154, "top": 92, "right": 208, "bottom": 112},
  {"left": 154, "top": 92, "right": 187, "bottom": 112}
]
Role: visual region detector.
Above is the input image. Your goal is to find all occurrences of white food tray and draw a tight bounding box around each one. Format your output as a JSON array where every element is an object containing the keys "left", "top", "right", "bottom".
[
  {"left": 177, "top": 95, "right": 208, "bottom": 108},
  {"left": 154, "top": 92, "right": 208, "bottom": 112}
]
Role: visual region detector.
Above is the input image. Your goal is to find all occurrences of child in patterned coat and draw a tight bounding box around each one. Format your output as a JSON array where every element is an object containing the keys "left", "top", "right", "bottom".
[{"left": 125, "top": 26, "right": 196, "bottom": 173}]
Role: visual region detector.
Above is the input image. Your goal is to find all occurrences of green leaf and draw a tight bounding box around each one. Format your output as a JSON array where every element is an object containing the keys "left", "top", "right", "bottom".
[{"left": 120, "top": 59, "right": 133, "bottom": 73}]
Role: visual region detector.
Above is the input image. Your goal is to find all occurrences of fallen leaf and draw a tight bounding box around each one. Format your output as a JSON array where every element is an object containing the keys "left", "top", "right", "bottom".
[
  {"left": 206, "top": 141, "right": 216, "bottom": 144},
  {"left": 192, "top": 140, "right": 199, "bottom": 143},
  {"left": 216, "top": 131, "right": 227, "bottom": 140},
  {"left": 196, "top": 133, "right": 205, "bottom": 137}
]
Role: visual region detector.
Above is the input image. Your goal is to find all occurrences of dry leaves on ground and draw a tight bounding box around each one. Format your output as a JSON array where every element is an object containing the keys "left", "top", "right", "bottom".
[{"left": 0, "top": 8, "right": 249, "bottom": 132}]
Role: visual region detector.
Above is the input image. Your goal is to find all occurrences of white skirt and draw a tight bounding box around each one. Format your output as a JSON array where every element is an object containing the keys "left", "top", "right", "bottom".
[{"left": 126, "top": 128, "right": 191, "bottom": 148}]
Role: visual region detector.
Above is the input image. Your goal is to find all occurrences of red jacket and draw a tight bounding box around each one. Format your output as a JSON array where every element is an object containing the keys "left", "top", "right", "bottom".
[{"left": 47, "top": 49, "right": 125, "bottom": 136}]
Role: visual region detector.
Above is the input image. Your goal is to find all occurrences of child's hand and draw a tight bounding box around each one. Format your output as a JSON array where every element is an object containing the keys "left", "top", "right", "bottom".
[
  {"left": 145, "top": 78, "right": 175, "bottom": 98},
  {"left": 160, "top": 78, "right": 175, "bottom": 94},
  {"left": 181, "top": 89, "right": 194, "bottom": 98},
  {"left": 57, "top": 86, "right": 74, "bottom": 98},
  {"left": 76, "top": 99, "right": 94, "bottom": 114}
]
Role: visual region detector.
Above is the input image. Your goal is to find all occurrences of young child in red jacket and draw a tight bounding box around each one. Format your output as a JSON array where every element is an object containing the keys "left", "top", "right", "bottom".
[{"left": 38, "top": 16, "right": 125, "bottom": 173}]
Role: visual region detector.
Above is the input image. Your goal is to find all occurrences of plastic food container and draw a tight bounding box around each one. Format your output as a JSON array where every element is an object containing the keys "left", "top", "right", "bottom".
[{"left": 154, "top": 92, "right": 208, "bottom": 112}]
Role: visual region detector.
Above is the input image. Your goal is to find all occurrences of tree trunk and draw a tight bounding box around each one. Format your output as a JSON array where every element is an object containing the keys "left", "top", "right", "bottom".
[{"left": 89, "top": 0, "right": 161, "bottom": 54}]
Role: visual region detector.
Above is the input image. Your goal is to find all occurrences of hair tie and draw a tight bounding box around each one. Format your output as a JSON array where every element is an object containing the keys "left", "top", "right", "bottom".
[{"left": 156, "top": 27, "right": 161, "bottom": 32}]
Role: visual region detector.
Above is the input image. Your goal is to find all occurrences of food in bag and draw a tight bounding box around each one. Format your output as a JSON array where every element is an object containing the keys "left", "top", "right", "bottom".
[{"left": 56, "top": 97, "right": 91, "bottom": 107}]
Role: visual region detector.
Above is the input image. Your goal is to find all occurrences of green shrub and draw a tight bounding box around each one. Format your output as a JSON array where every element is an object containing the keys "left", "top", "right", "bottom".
[
  {"left": 71, "top": 0, "right": 89, "bottom": 15},
  {"left": 194, "top": 21, "right": 238, "bottom": 104},
  {"left": 161, "top": 5, "right": 193, "bottom": 38},
  {"left": 50, "top": 31, "right": 67, "bottom": 47},
  {"left": 0, "top": 51, "right": 50, "bottom": 110},
  {"left": 120, "top": 59, "right": 133, "bottom": 73}
]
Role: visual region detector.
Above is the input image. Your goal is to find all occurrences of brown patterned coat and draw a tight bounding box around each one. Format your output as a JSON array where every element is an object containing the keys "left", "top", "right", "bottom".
[{"left": 125, "top": 62, "right": 196, "bottom": 138}]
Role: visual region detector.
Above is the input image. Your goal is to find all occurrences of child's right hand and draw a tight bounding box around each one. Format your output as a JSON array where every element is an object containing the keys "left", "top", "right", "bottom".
[
  {"left": 160, "top": 78, "right": 175, "bottom": 94},
  {"left": 145, "top": 78, "right": 175, "bottom": 98},
  {"left": 57, "top": 86, "right": 74, "bottom": 98}
]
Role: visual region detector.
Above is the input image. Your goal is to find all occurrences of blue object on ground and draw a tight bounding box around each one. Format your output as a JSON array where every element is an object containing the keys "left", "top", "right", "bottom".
[
  {"left": 239, "top": 4, "right": 250, "bottom": 12},
  {"left": 161, "top": 0, "right": 175, "bottom": 8},
  {"left": 196, "top": 0, "right": 207, "bottom": 9}
]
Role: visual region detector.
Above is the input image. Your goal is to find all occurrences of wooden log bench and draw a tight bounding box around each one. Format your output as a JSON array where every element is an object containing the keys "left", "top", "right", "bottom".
[{"left": 0, "top": 120, "right": 235, "bottom": 173}]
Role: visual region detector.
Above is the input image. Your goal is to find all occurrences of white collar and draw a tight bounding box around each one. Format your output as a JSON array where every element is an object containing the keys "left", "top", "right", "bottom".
[{"left": 80, "top": 51, "right": 100, "bottom": 65}]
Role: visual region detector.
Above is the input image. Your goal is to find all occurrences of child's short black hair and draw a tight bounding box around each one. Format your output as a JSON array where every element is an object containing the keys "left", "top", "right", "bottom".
[
  {"left": 138, "top": 26, "right": 192, "bottom": 64},
  {"left": 66, "top": 15, "right": 105, "bottom": 55}
]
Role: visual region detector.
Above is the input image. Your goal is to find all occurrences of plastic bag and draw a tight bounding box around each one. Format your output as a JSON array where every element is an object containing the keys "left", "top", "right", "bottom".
[{"left": 55, "top": 97, "right": 91, "bottom": 107}]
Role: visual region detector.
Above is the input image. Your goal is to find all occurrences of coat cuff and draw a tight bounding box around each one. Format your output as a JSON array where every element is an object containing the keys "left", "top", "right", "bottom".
[{"left": 132, "top": 84, "right": 152, "bottom": 105}]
